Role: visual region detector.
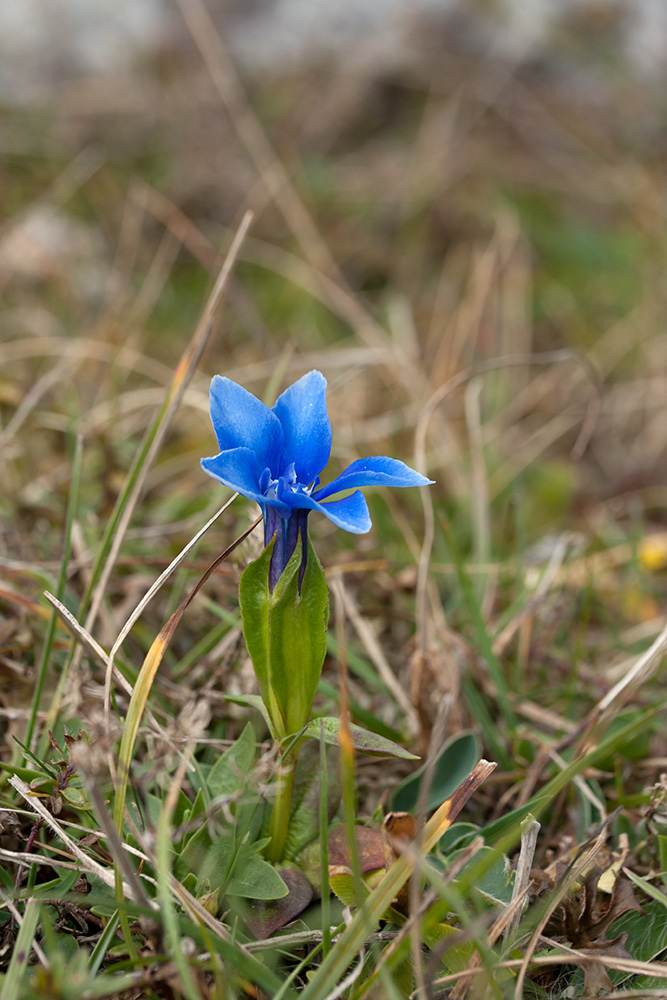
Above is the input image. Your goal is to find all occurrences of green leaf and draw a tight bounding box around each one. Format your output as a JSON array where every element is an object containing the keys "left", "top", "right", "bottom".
[
  {"left": 181, "top": 873, "right": 197, "bottom": 893},
  {"left": 175, "top": 825, "right": 225, "bottom": 885},
  {"left": 186, "top": 829, "right": 243, "bottom": 897},
  {"left": 227, "top": 856, "right": 289, "bottom": 900},
  {"left": 270, "top": 536, "right": 328, "bottom": 738},
  {"left": 0, "top": 865, "right": 14, "bottom": 888},
  {"left": 438, "top": 822, "right": 479, "bottom": 853},
  {"left": 61, "top": 786, "right": 89, "bottom": 809},
  {"left": 239, "top": 537, "right": 282, "bottom": 731},
  {"left": 13, "top": 736, "right": 59, "bottom": 778},
  {"left": 239, "top": 535, "right": 329, "bottom": 739},
  {"left": 31, "top": 869, "right": 82, "bottom": 899},
  {"left": 300, "top": 717, "right": 419, "bottom": 760},
  {"left": 177, "top": 819, "right": 282, "bottom": 904},
  {"left": 241, "top": 864, "right": 313, "bottom": 939},
  {"left": 623, "top": 868, "right": 667, "bottom": 909},
  {"left": 329, "top": 867, "right": 386, "bottom": 909},
  {"left": 30, "top": 776, "right": 55, "bottom": 793},
  {"left": 572, "top": 899, "right": 667, "bottom": 991},
  {"left": 0, "top": 762, "right": 44, "bottom": 782},
  {"left": 436, "top": 845, "right": 514, "bottom": 905},
  {"left": 207, "top": 723, "right": 256, "bottom": 800},
  {"left": 471, "top": 848, "right": 514, "bottom": 905},
  {"left": 389, "top": 731, "right": 479, "bottom": 812},
  {"left": 189, "top": 787, "right": 205, "bottom": 820}
]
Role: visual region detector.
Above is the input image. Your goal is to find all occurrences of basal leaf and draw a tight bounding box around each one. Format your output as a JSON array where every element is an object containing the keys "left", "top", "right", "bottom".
[
  {"left": 438, "top": 822, "right": 479, "bottom": 853},
  {"left": 207, "top": 722, "right": 256, "bottom": 800},
  {"left": 227, "top": 856, "right": 289, "bottom": 900},
  {"left": 175, "top": 825, "right": 230, "bottom": 888},
  {"left": 242, "top": 864, "right": 313, "bottom": 939},
  {"left": 298, "top": 823, "right": 386, "bottom": 892},
  {"left": 390, "top": 731, "right": 479, "bottom": 812}
]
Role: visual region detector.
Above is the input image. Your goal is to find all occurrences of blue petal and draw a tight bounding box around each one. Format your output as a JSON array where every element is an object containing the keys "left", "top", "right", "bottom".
[
  {"left": 313, "top": 456, "right": 434, "bottom": 502},
  {"left": 280, "top": 489, "right": 371, "bottom": 534},
  {"left": 272, "top": 371, "right": 332, "bottom": 484},
  {"left": 201, "top": 449, "right": 290, "bottom": 515},
  {"left": 209, "top": 376, "right": 283, "bottom": 473}
]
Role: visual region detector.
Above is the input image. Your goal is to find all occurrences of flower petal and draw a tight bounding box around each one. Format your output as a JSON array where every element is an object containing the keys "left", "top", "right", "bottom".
[
  {"left": 281, "top": 489, "right": 371, "bottom": 534},
  {"left": 209, "top": 376, "right": 283, "bottom": 472},
  {"left": 201, "top": 449, "right": 290, "bottom": 515},
  {"left": 313, "top": 456, "right": 433, "bottom": 501},
  {"left": 272, "top": 370, "right": 332, "bottom": 484}
]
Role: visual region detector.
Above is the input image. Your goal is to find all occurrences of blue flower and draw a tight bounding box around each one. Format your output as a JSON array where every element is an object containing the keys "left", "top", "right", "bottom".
[{"left": 201, "top": 371, "right": 433, "bottom": 586}]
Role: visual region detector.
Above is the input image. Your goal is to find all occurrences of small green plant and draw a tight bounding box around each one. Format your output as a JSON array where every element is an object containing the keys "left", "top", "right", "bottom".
[{"left": 201, "top": 370, "right": 431, "bottom": 865}]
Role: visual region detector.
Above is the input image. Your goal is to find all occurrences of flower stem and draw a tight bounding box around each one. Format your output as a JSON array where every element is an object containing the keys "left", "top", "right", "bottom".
[{"left": 266, "top": 752, "right": 298, "bottom": 863}]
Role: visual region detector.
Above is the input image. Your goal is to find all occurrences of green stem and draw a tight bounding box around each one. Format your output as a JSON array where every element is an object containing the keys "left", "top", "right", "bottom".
[{"left": 266, "top": 753, "right": 298, "bottom": 863}]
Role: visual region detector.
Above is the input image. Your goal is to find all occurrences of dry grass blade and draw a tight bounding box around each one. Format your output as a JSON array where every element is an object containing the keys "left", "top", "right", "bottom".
[
  {"left": 0, "top": 351, "right": 77, "bottom": 455},
  {"left": 332, "top": 574, "right": 419, "bottom": 736},
  {"left": 104, "top": 491, "right": 239, "bottom": 721},
  {"left": 0, "top": 849, "right": 90, "bottom": 874},
  {"left": 434, "top": 952, "right": 667, "bottom": 991},
  {"left": 513, "top": 830, "right": 608, "bottom": 999},
  {"left": 42, "top": 591, "right": 163, "bottom": 742},
  {"left": 43, "top": 591, "right": 121, "bottom": 672},
  {"left": 504, "top": 816, "right": 540, "bottom": 941},
  {"left": 176, "top": 0, "right": 393, "bottom": 361},
  {"left": 492, "top": 533, "right": 572, "bottom": 657},
  {"left": 539, "top": 936, "right": 667, "bottom": 981},
  {"left": 300, "top": 760, "right": 497, "bottom": 1000},
  {"left": 71, "top": 743, "right": 155, "bottom": 913},
  {"left": 113, "top": 515, "right": 261, "bottom": 837},
  {"left": 377, "top": 837, "right": 486, "bottom": 988},
  {"left": 82, "top": 209, "right": 253, "bottom": 637},
  {"left": 0, "top": 337, "right": 175, "bottom": 391},
  {"left": 9, "top": 775, "right": 124, "bottom": 894},
  {"left": 414, "top": 349, "right": 600, "bottom": 677},
  {"left": 587, "top": 618, "right": 667, "bottom": 735}
]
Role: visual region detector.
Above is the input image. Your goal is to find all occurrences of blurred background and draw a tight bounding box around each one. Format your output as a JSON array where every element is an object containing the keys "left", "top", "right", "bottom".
[{"left": 2, "top": 0, "right": 667, "bottom": 749}]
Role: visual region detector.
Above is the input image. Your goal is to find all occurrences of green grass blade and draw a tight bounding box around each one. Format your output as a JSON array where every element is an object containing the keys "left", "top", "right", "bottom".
[
  {"left": 156, "top": 766, "right": 204, "bottom": 1000},
  {"left": 319, "top": 721, "right": 332, "bottom": 959},
  {"left": 88, "top": 911, "right": 121, "bottom": 976},
  {"left": 3, "top": 898, "right": 41, "bottom": 999},
  {"left": 40, "top": 214, "right": 252, "bottom": 754},
  {"left": 25, "top": 431, "right": 83, "bottom": 750},
  {"left": 299, "top": 761, "right": 495, "bottom": 1000},
  {"left": 441, "top": 517, "right": 515, "bottom": 759}
]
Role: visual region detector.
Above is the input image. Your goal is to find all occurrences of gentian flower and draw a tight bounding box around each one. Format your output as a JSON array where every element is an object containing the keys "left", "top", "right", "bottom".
[{"left": 201, "top": 371, "right": 433, "bottom": 588}]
